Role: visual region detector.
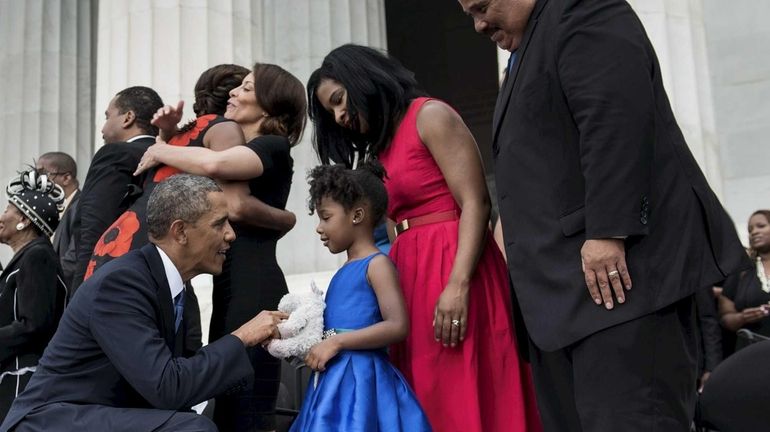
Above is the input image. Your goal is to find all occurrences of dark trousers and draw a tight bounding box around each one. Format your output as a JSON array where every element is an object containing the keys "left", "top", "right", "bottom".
[
  {"left": 12, "top": 409, "right": 216, "bottom": 432},
  {"left": 699, "top": 339, "right": 770, "bottom": 431},
  {"left": 530, "top": 296, "right": 697, "bottom": 432},
  {"left": 156, "top": 412, "right": 217, "bottom": 432}
]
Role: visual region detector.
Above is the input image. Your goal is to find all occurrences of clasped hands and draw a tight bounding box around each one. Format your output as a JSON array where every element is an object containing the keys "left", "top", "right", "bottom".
[
  {"left": 231, "top": 310, "right": 288, "bottom": 348},
  {"left": 581, "top": 238, "right": 633, "bottom": 310}
]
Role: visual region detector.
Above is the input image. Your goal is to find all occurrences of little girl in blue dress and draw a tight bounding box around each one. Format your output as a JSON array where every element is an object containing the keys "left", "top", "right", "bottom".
[{"left": 291, "top": 162, "right": 430, "bottom": 431}]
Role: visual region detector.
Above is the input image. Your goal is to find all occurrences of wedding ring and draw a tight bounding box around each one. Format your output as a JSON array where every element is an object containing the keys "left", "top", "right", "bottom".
[
  {"left": 608, "top": 270, "right": 620, "bottom": 277},
  {"left": 451, "top": 319, "right": 460, "bottom": 327}
]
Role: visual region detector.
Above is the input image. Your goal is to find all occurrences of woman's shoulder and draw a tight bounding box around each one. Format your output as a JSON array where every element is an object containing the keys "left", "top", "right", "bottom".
[
  {"left": 247, "top": 134, "right": 291, "bottom": 148},
  {"left": 20, "top": 238, "right": 57, "bottom": 260}
]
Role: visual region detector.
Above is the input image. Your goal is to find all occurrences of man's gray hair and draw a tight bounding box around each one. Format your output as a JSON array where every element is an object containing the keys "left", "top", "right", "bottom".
[{"left": 147, "top": 174, "right": 222, "bottom": 239}]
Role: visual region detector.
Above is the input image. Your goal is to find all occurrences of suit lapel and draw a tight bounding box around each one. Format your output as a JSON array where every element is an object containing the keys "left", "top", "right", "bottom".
[
  {"left": 141, "top": 244, "right": 176, "bottom": 350},
  {"left": 492, "top": 0, "right": 550, "bottom": 146}
]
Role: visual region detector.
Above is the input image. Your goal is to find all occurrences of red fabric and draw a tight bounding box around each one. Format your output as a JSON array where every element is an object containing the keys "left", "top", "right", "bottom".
[{"left": 380, "top": 97, "right": 542, "bottom": 432}]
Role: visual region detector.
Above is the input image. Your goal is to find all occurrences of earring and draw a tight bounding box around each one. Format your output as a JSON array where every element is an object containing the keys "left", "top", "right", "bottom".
[{"left": 15, "top": 222, "right": 26, "bottom": 231}]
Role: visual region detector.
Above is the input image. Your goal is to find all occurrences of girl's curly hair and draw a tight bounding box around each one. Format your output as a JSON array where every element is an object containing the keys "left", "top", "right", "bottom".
[{"left": 307, "top": 160, "right": 388, "bottom": 224}]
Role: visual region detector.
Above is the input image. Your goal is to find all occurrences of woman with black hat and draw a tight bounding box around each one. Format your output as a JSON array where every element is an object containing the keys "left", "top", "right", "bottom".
[{"left": 0, "top": 169, "right": 68, "bottom": 421}]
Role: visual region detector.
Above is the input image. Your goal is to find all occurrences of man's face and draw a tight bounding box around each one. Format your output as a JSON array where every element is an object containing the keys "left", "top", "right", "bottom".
[
  {"left": 184, "top": 192, "right": 235, "bottom": 276},
  {"left": 101, "top": 96, "right": 128, "bottom": 144},
  {"left": 458, "top": 0, "right": 536, "bottom": 52}
]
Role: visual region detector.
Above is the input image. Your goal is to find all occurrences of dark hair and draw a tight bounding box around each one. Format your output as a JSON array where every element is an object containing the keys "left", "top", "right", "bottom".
[
  {"left": 749, "top": 210, "right": 770, "bottom": 258},
  {"left": 307, "top": 44, "right": 427, "bottom": 167},
  {"left": 307, "top": 160, "right": 388, "bottom": 225},
  {"left": 39, "top": 151, "right": 77, "bottom": 179},
  {"left": 251, "top": 63, "right": 307, "bottom": 146},
  {"left": 192, "top": 64, "right": 250, "bottom": 117},
  {"left": 114, "top": 86, "right": 164, "bottom": 136}
]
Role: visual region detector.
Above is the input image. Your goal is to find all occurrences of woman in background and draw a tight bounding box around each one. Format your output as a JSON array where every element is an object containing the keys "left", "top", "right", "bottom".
[{"left": 0, "top": 170, "right": 68, "bottom": 420}]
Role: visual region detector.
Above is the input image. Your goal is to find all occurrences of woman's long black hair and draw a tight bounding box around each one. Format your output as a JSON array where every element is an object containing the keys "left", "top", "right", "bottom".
[{"left": 307, "top": 44, "right": 427, "bottom": 167}]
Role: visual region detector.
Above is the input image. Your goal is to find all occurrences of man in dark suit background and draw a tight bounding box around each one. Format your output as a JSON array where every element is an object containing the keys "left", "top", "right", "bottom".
[
  {"left": 36, "top": 152, "right": 80, "bottom": 290},
  {"left": 70, "top": 86, "right": 164, "bottom": 292},
  {"left": 0, "top": 174, "right": 286, "bottom": 432},
  {"left": 458, "top": 0, "right": 750, "bottom": 430}
]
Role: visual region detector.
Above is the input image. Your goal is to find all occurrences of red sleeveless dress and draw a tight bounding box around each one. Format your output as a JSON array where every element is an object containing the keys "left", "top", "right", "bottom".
[{"left": 379, "top": 97, "right": 542, "bottom": 431}]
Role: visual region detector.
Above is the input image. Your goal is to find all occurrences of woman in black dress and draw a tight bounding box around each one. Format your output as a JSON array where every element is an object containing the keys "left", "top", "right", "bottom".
[
  {"left": 0, "top": 170, "right": 68, "bottom": 421},
  {"left": 718, "top": 210, "right": 770, "bottom": 348},
  {"left": 137, "top": 63, "right": 306, "bottom": 432}
]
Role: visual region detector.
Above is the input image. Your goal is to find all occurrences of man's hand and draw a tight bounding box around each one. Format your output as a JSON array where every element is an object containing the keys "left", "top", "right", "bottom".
[
  {"left": 231, "top": 310, "right": 288, "bottom": 347},
  {"left": 581, "top": 238, "right": 633, "bottom": 310}
]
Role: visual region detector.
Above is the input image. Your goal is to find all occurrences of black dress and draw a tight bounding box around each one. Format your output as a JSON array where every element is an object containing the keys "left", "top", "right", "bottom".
[
  {"left": 723, "top": 266, "right": 770, "bottom": 353},
  {"left": 0, "top": 237, "right": 67, "bottom": 421},
  {"left": 210, "top": 135, "right": 293, "bottom": 432}
]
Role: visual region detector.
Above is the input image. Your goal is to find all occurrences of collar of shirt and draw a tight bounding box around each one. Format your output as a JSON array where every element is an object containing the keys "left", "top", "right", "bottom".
[
  {"left": 126, "top": 134, "right": 156, "bottom": 143},
  {"left": 155, "top": 245, "right": 184, "bottom": 304},
  {"left": 61, "top": 189, "right": 79, "bottom": 215}
]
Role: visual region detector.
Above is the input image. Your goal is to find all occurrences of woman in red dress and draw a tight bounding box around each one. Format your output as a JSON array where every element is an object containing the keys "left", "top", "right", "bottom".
[{"left": 307, "top": 44, "right": 541, "bottom": 432}]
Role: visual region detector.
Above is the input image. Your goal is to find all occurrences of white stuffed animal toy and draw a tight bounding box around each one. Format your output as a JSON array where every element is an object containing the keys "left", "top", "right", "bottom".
[{"left": 267, "top": 282, "right": 326, "bottom": 360}]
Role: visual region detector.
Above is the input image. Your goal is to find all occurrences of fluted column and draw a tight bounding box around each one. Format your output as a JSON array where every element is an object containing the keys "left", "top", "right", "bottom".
[
  {"left": 0, "top": 0, "right": 96, "bottom": 265},
  {"left": 628, "top": 0, "right": 724, "bottom": 198}
]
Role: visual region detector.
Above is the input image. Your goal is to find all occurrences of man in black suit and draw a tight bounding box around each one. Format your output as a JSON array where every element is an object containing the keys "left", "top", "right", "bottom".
[
  {"left": 0, "top": 174, "right": 286, "bottom": 432},
  {"left": 70, "top": 86, "right": 164, "bottom": 292},
  {"left": 36, "top": 152, "right": 80, "bottom": 290},
  {"left": 458, "top": 0, "right": 750, "bottom": 430}
]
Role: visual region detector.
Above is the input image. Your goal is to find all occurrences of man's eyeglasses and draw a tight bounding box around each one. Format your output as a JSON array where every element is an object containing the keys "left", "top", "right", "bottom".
[{"left": 36, "top": 169, "right": 70, "bottom": 179}]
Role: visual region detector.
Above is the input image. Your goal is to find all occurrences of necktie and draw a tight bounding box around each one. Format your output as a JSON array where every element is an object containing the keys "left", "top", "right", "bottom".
[
  {"left": 507, "top": 51, "right": 518, "bottom": 75},
  {"left": 173, "top": 291, "right": 185, "bottom": 333}
]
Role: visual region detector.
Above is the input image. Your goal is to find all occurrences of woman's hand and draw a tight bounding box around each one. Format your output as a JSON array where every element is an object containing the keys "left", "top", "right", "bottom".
[
  {"left": 134, "top": 137, "right": 168, "bottom": 175},
  {"left": 433, "top": 280, "right": 469, "bottom": 347},
  {"left": 151, "top": 100, "right": 184, "bottom": 139},
  {"left": 741, "top": 304, "right": 770, "bottom": 325},
  {"left": 304, "top": 339, "right": 341, "bottom": 371}
]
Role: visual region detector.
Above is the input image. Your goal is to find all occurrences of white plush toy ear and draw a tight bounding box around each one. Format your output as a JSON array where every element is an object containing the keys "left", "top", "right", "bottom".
[{"left": 310, "top": 280, "right": 325, "bottom": 298}]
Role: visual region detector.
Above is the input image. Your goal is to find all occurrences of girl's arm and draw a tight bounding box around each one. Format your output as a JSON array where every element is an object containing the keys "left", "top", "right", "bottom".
[
  {"left": 418, "top": 100, "right": 490, "bottom": 348},
  {"left": 205, "top": 122, "right": 296, "bottom": 233},
  {"left": 718, "top": 292, "right": 770, "bottom": 332},
  {"left": 220, "top": 180, "right": 296, "bottom": 234},
  {"left": 304, "top": 254, "right": 409, "bottom": 371}
]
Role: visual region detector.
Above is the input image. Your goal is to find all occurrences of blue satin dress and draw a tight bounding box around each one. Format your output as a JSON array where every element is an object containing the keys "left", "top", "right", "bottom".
[{"left": 291, "top": 253, "right": 431, "bottom": 431}]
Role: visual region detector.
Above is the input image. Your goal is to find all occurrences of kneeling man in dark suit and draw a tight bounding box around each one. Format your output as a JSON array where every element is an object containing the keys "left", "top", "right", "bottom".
[{"left": 1, "top": 174, "right": 286, "bottom": 432}]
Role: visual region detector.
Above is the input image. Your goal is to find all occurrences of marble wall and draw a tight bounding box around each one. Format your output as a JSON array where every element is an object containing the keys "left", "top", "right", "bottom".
[{"left": 702, "top": 0, "right": 770, "bottom": 244}]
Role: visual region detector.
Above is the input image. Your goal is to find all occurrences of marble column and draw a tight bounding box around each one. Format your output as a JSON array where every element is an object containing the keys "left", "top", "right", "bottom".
[
  {"left": 0, "top": 0, "right": 96, "bottom": 265},
  {"left": 629, "top": 0, "right": 724, "bottom": 199}
]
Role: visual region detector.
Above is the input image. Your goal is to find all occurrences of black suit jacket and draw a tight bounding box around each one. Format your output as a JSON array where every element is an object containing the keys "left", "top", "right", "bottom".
[
  {"left": 51, "top": 190, "right": 80, "bottom": 291},
  {"left": 0, "top": 244, "right": 252, "bottom": 432},
  {"left": 493, "top": 0, "right": 749, "bottom": 350},
  {"left": 71, "top": 137, "right": 155, "bottom": 292}
]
